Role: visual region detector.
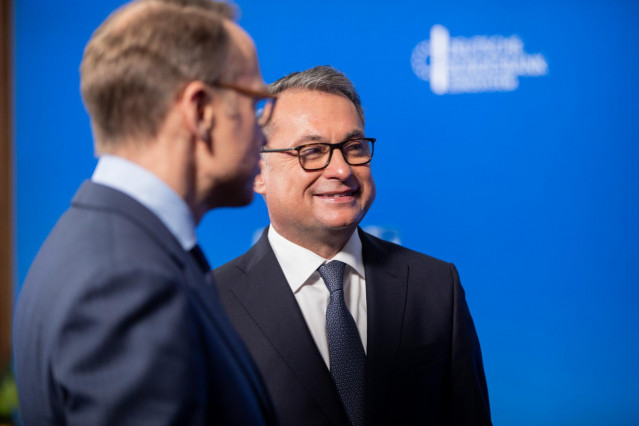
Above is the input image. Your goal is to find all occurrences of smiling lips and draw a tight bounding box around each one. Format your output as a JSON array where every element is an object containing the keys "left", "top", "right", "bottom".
[{"left": 315, "top": 189, "right": 358, "bottom": 199}]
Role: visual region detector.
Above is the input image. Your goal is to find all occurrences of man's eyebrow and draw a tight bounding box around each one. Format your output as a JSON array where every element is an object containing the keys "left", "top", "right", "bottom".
[
  {"left": 344, "top": 129, "right": 365, "bottom": 140},
  {"left": 294, "top": 129, "right": 366, "bottom": 146},
  {"left": 295, "top": 134, "right": 326, "bottom": 145}
]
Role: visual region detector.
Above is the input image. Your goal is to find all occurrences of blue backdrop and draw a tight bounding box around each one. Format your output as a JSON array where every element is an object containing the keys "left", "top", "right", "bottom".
[{"left": 14, "top": 1, "right": 639, "bottom": 424}]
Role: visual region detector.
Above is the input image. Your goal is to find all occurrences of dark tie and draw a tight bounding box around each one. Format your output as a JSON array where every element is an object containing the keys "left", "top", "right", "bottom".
[
  {"left": 318, "top": 260, "right": 366, "bottom": 426},
  {"left": 189, "top": 244, "right": 211, "bottom": 272}
]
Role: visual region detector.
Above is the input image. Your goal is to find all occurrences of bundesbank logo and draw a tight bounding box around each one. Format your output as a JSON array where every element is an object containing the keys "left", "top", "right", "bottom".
[
  {"left": 362, "top": 226, "right": 401, "bottom": 245},
  {"left": 411, "top": 25, "right": 548, "bottom": 95}
]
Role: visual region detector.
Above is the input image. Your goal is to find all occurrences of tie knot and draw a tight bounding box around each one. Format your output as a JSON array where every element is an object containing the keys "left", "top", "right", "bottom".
[{"left": 318, "top": 260, "right": 346, "bottom": 293}]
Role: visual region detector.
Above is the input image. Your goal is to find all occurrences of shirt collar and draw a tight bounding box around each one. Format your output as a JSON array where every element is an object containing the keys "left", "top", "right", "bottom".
[
  {"left": 91, "top": 155, "right": 197, "bottom": 250},
  {"left": 268, "top": 226, "right": 365, "bottom": 293}
]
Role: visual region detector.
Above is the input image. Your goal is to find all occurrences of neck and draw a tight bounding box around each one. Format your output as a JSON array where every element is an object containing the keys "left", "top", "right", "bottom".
[
  {"left": 274, "top": 225, "right": 356, "bottom": 259},
  {"left": 108, "top": 136, "right": 200, "bottom": 222}
]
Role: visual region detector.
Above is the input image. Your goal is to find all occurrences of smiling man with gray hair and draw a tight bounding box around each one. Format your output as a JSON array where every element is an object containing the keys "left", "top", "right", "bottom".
[{"left": 214, "top": 65, "right": 491, "bottom": 425}]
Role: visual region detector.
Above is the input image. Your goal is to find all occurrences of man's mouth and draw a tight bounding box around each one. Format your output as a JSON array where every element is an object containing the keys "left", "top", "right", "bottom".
[{"left": 316, "top": 190, "right": 357, "bottom": 198}]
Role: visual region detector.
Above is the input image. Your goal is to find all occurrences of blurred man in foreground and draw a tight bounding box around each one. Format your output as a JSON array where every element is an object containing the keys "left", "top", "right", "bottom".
[
  {"left": 215, "top": 65, "right": 491, "bottom": 425},
  {"left": 13, "top": 1, "right": 277, "bottom": 424}
]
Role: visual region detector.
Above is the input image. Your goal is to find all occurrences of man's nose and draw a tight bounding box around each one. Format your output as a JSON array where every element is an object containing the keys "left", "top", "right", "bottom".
[{"left": 322, "top": 147, "right": 352, "bottom": 178}]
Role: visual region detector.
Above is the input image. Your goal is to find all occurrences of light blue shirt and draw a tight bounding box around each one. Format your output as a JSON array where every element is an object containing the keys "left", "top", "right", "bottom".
[{"left": 92, "top": 155, "right": 197, "bottom": 251}]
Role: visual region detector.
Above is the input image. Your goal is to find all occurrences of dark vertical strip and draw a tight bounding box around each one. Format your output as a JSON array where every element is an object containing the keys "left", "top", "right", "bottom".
[{"left": 0, "top": 0, "right": 14, "bottom": 368}]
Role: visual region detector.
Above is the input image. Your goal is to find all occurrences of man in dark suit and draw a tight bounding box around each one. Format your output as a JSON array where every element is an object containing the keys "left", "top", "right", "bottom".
[
  {"left": 13, "top": 1, "right": 277, "bottom": 424},
  {"left": 214, "top": 66, "right": 491, "bottom": 425}
]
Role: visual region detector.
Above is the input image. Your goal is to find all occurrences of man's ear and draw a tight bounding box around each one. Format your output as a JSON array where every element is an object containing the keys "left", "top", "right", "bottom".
[
  {"left": 181, "top": 81, "right": 216, "bottom": 145},
  {"left": 254, "top": 158, "right": 266, "bottom": 195}
]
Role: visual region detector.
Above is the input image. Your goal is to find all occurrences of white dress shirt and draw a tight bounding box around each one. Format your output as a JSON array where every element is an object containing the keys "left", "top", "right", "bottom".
[
  {"left": 92, "top": 155, "right": 198, "bottom": 251},
  {"left": 268, "top": 226, "right": 367, "bottom": 369}
]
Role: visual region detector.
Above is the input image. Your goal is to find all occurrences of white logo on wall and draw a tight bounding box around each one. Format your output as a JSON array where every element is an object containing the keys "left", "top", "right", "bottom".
[
  {"left": 362, "top": 226, "right": 401, "bottom": 245},
  {"left": 411, "top": 25, "right": 548, "bottom": 95}
]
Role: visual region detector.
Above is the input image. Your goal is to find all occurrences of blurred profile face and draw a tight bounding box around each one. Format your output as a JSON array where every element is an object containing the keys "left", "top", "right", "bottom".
[
  {"left": 255, "top": 89, "right": 376, "bottom": 249},
  {"left": 202, "top": 21, "right": 267, "bottom": 209}
]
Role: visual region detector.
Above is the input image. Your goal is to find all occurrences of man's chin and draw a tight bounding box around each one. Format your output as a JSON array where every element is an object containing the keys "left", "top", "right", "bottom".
[
  {"left": 315, "top": 210, "right": 364, "bottom": 229},
  {"left": 319, "top": 220, "right": 361, "bottom": 234}
]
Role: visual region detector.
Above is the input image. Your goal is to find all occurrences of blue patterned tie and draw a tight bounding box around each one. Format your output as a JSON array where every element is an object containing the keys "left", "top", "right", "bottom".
[{"left": 318, "top": 260, "right": 366, "bottom": 426}]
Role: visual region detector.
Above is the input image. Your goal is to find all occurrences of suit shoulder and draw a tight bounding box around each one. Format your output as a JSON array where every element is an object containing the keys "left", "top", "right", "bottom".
[
  {"left": 58, "top": 207, "right": 177, "bottom": 271},
  {"left": 214, "top": 231, "right": 273, "bottom": 285},
  {"left": 213, "top": 251, "right": 252, "bottom": 289},
  {"left": 18, "top": 206, "right": 187, "bottom": 320},
  {"left": 362, "top": 231, "right": 452, "bottom": 268}
]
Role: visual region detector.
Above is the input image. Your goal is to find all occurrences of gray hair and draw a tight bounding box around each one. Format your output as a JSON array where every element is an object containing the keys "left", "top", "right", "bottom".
[
  {"left": 140, "top": 0, "right": 237, "bottom": 19},
  {"left": 268, "top": 65, "right": 365, "bottom": 125}
]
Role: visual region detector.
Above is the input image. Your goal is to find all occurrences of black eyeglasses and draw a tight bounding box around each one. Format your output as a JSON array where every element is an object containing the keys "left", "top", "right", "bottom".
[
  {"left": 212, "top": 81, "right": 277, "bottom": 127},
  {"left": 261, "top": 137, "right": 375, "bottom": 171}
]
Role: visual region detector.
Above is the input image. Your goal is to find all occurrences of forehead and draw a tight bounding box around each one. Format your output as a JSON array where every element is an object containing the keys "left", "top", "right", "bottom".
[{"left": 269, "top": 89, "right": 364, "bottom": 145}]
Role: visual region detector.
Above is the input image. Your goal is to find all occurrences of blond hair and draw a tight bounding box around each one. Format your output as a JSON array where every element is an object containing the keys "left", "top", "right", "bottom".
[{"left": 80, "top": 0, "right": 235, "bottom": 150}]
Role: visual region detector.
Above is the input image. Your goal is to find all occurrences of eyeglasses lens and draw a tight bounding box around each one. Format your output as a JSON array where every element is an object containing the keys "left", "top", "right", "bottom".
[
  {"left": 300, "top": 140, "right": 373, "bottom": 170},
  {"left": 256, "top": 99, "right": 274, "bottom": 127}
]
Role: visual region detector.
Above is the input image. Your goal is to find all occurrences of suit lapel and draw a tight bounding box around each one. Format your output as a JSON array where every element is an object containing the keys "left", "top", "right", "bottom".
[
  {"left": 230, "top": 232, "right": 349, "bottom": 425},
  {"left": 73, "top": 181, "right": 274, "bottom": 418},
  {"left": 360, "top": 229, "right": 408, "bottom": 422},
  {"left": 193, "top": 268, "right": 275, "bottom": 419}
]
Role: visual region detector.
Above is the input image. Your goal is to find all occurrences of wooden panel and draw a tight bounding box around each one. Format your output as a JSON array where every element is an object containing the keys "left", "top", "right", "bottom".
[{"left": 0, "top": 0, "right": 14, "bottom": 368}]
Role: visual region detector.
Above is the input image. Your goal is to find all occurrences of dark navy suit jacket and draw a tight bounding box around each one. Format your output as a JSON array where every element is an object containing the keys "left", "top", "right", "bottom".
[
  {"left": 214, "top": 228, "right": 491, "bottom": 426},
  {"left": 13, "top": 181, "right": 277, "bottom": 425}
]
